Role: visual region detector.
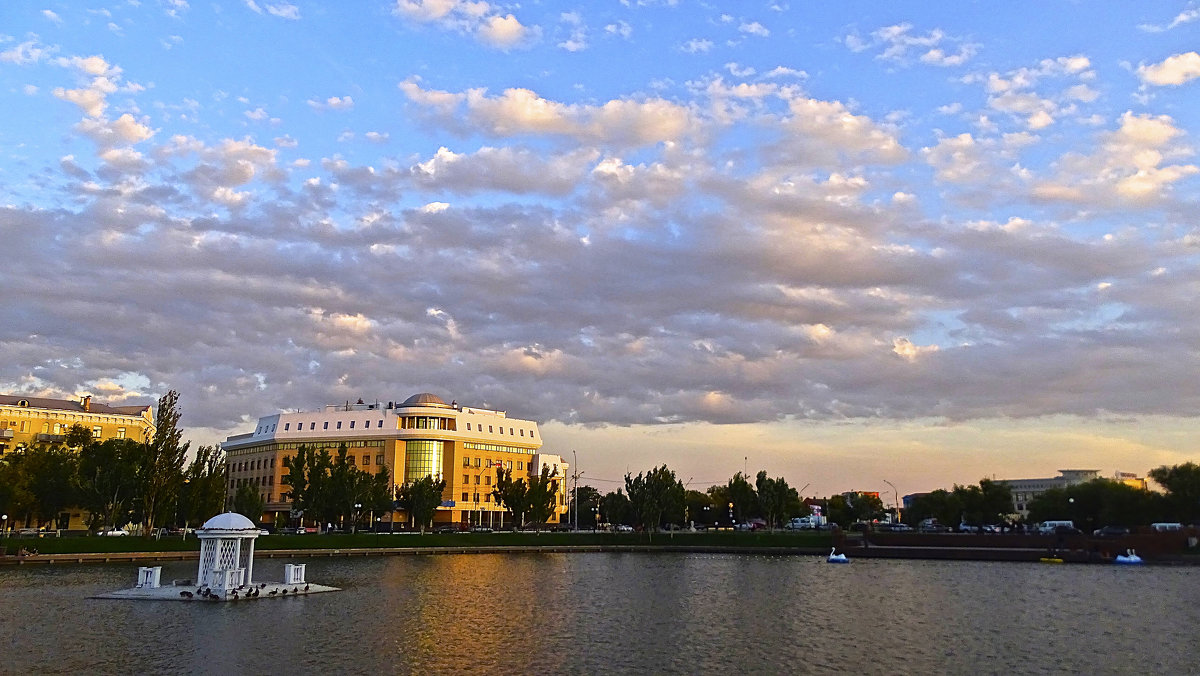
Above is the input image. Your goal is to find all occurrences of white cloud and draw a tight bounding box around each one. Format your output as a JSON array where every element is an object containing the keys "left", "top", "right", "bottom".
[
  {"left": 394, "top": 0, "right": 536, "bottom": 49},
  {"left": 308, "top": 95, "right": 355, "bottom": 111},
  {"left": 1137, "top": 52, "right": 1200, "bottom": 86},
  {"left": 852, "top": 23, "right": 977, "bottom": 68},
  {"left": 42, "top": 10, "right": 63, "bottom": 24},
  {"left": 1139, "top": 8, "right": 1200, "bottom": 32},
  {"left": 681, "top": 38, "right": 713, "bottom": 54},
  {"left": 739, "top": 21, "right": 769, "bottom": 38}
]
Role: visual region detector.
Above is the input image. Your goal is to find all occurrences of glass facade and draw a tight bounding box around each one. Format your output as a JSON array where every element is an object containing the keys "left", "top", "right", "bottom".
[{"left": 405, "top": 439, "right": 443, "bottom": 482}]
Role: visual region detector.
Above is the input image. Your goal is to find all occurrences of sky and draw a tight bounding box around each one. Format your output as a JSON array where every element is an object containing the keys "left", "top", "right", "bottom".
[{"left": 2, "top": 1, "right": 1199, "bottom": 502}]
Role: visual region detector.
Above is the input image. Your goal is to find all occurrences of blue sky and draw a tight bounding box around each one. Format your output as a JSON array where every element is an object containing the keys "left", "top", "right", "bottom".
[{"left": 2, "top": 1, "right": 1199, "bottom": 497}]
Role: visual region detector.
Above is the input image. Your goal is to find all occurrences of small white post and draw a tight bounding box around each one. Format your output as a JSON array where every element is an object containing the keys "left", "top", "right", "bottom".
[{"left": 137, "top": 566, "right": 162, "bottom": 589}]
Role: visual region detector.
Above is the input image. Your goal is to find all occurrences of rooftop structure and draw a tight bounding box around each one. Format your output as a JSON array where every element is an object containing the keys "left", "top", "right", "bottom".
[
  {"left": 222, "top": 393, "right": 568, "bottom": 529},
  {"left": 1004, "top": 469, "right": 1102, "bottom": 517}
]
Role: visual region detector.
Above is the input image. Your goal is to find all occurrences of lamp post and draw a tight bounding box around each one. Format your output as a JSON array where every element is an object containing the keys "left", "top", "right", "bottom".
[
  {"left": 728, "top": 502, "right": 734, "bottom": 527},
  {"left": 1, "top": 513, "right": 6, "bottom": 537},
  {"left": 353, "top": 503, "right": 362, "bottom": 534},
  {"left": 883, "top": 479, "right": 899, "bottom": 524}
]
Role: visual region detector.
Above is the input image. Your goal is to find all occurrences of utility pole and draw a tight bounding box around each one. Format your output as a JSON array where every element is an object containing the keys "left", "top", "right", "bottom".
[{"left": 572, "top": 449, "right": 579, "bottom": 531}]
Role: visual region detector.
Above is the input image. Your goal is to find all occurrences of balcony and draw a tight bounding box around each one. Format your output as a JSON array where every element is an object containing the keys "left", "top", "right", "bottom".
[
  {"left": 37, "top": 433, "right": 65, "bottom": 443},
  {"left": 0, "top": 429, "right": 13, "bottom": 439}
]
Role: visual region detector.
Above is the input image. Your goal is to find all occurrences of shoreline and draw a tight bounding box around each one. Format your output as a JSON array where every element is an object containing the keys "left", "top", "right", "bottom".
[{"left": 4, "top": 543, "right": 1197, "bottom": 566}]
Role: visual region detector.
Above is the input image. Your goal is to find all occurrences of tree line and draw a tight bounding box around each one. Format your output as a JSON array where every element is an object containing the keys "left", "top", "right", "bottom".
[
  {"left": 0, "top": 391, "right": 225, "bottom": 534},
  {"left": 569, "top": 468, "right": 824, "bottom": 531}
]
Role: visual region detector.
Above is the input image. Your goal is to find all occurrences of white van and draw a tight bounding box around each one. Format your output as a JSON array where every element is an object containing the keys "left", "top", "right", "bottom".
[
  {"left": 1151, "top": 522, "right": 1183, "bottom": 532},
  {"left": 1039, "top": 520, "right": 1075, "bottom": 534}
]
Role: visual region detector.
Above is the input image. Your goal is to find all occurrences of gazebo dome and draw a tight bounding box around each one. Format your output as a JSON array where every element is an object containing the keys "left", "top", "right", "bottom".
[
  {"left": 200, "top": 512, "right": 258, "bottom": 531},
  {"left": 400, "top": 392, "right": 451, "bottom": 408}
]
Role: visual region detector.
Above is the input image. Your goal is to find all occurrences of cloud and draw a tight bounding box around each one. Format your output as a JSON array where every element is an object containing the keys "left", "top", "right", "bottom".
[
  {"left": 1031, "top": 111, "right": 1198, "bottom": 205},
  {"left": 1137, "top": 52, "right": 1200, "bottom": 86},
  {"left": 1139, "top": 8, "right": 1200, "bottom": 32},
  {"left": 394, "top": 0, "right": 537, "bottom": 49},
  {"left": 681, "top": 38, "right": 713, "bottom": 54},
  {"left": 400, "top": 80, "right": 695, "bottom": 147},
  {"left": 308, "top": 95, "right": 355, "bottom": 111},
  {"left": 739, "top": 21, "right": 769, "bottom": 38},
  {"left": 42, "top": 10, "right": 63, "bottom": 25},
  {"left": 848, "top": 22, "right": 978, "bottom": 68}
]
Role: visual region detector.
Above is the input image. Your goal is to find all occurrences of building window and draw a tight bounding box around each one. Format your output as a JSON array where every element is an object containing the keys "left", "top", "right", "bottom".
[
  {"left": 404, "top": 439, "right": 443, "bottom": 482},
  {"left": 474, "top": 457, "right": 481, "bottom": 467},
  {"left": 284, "top": 423, "right": 290, "bottom": 431},
  {"left": 474, "top": 475, "right": 480, "bottom": 485},
  {"left": 485, "top": 476, "right": 491, "bottom": 486},
  {"left": 463, "top": 474, "right": 469, "bottom": 484},
  {"left": 473, "top": 493, "right": 480, "bottom": 503},
  {"left": 485, "top": 494, "right": 491, "bottom": 503},
  {"left": 377, "top": 420, "right": 383, "bottom": 428},
  {"left": 337, "top": 421, "right": 342, "bottom": 430},
  {"left": 117, "top": 427, "right": 126, "bottom": 439},
  {"left": 350, "top": 421, "right": 355, "bottom": 429},
  {"left": 92, "top": 426, "right": 102, "bottom": 438},
  {"left": 348, "top": 456, "right": 355, "bottom": 465},
  {"left": 463, "top": 457, "right": 471, "bottom": 467},
  {"left": 499, "top": 427, "right": 503, "bottom": 435},
  {"left": 310, "top": 422, "right": 316, "bottom": 430},
  {"left": 489, "top": 426, "right": 493, "bottom": 433},
  {"left": 466, "top": 423, "right": 471, "bottom": 430},
  {"left": 324, "top": 422, "right": 329, "bottom": 430},
  {"left": 462, "top": 492, "right": 469, "bottom": 502},
  {"left": 520, "top": 429, "right": 524, "bottom": 436},
  {"left": 517, "top": 461, "right": 523, "bottom": 470},
  {"left": 376, "top": 454, "right": 383, "bottom": 465},
  {"left": 509, "top": 428, "right": 513, "bottom": 435},
  {"left": 42, "top": 422, "right": 50, "bottom": 433}
]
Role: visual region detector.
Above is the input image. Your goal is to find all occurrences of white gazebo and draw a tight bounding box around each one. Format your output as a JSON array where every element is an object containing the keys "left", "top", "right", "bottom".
[{"left": 196, "top": 512, "right": 260, "bottom": 594}]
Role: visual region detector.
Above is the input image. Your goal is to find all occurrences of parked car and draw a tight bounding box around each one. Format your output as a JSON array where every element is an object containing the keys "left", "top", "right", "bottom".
[
  {"left": 17, "top": 527, "right": 44, "bottom": 537},
  {"left": 434, "top": 525, "right": 463, "bottom": 534},
  {"left": 470, "top": 526, "right": 493, "bottom": 533},
  {"left": 98, "top": 528, "right": 129, "bottom": 536},
  {"left": 1093, "top": 525, "right": 1130, "bottom": 537},
  {"left": 615, "top": 524, "right": 634, "bottom": 532}
]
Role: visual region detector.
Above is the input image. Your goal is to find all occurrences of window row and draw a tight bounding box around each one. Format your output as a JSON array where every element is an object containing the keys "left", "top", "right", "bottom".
[
  {"left": 461, "top": 456, "right": 523, "bottom": 471},
  {"left": 463, "top": 422, "right": 534, "bottom": 438},
  {"left": 463, "top": 474, "right": 494, "bottom": 486},
  {"left": 461, "top": 492, "right": 493, "bottom": 504},
  {"left": 462, "top": 442, "right": 533, "bottom": 455}
]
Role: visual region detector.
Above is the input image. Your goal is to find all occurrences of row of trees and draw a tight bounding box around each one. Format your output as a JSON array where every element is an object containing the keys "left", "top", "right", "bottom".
[
  {"left": 0, "top": 391, "right": 225, "bottom": 534},
  {"left": 902, "top": 479, "right": 1014, "bottom": 528},
  {"left": 568, "top": 468, "right": 815, "bottom": 531},
  {"left": 280, "top": 444, "right": 394, "bottom": 531}
]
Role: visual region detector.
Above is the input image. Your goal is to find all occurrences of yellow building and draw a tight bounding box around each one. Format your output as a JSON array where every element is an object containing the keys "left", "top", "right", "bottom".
[
  {"left": 0, "top": 394, "right": 155, "bottom": 456},
  {"left": 222, "top": 393, "right": 569, "bottom": 529}
]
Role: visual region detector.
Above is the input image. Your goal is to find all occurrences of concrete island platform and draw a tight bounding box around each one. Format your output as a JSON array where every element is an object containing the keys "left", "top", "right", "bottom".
[{"left": 93, "top": 579, "right": 339, "bottom": 602}]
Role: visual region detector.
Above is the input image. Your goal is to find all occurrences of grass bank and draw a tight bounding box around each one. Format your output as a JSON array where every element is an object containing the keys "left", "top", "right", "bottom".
[{"left": 1, "top": 530, "right": 834, "bottom": 556}]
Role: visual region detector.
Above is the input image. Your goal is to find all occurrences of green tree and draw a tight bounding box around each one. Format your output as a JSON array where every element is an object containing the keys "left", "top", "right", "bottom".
[
  {"left": 76, "top": 438, "right": 142, "bottom": 532},
  {"left": 625, "top": 465, "right": 685, "bottom": 532},
  {"left": 903, "top": 489, "right": 962, "bottom": 527},
  {"left": 1149, "top": 462, "right": 1200, "bottom": 523},
  {"left": 396, "top": 475, "right": 446, "bottom": 533},
  {"left": 366, "top": 464, "right": 395, "bottom": 529},
  {"left": 755, "top": 471, "right": 801, "bottom": 528},
  {"left": 0, "top": 454, "right": 33, "bottom": 529},
  {"left": 600, "top": 489, "right": 632, "bottom": 527},
  {"left": 726, "top": 472, "right": 758, "bottom": 524},
  {"left": 232, "top": 483, "right": 265, "bottom": 522},
  {"left": 493, "top": 467, "right": 531, "bottom": 526},
  {"left": 526, "top": 465, "right": 562, "bottom": 527},
  {"left": 282, "top": 445, "right": 334, "bottom": 527},
  {"left": 137, "top": 390, "right": 190, "bottom": 535},
  {"left": 21, "top": 445, "right": 79, "bottom": 529},
  {"left": 1028, "top": 479, "right": 1167, "bottom": 532},
  {"left": 65, "top": 423, "right": 93, "bottom": 449},
  {"left": 179, "top": 444, "right": 227, "bottom": 531},
  {"left": 569, "top": 485, "right": 603, "bottom": 528},
  {"left": 684, "top": 489, "right": 713, "bottom": 526}
]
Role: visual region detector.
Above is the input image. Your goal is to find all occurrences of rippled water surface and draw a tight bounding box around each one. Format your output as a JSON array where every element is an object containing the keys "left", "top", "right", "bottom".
[{"left": 3, "top": 553, "right": 1198, "bottom": 674}]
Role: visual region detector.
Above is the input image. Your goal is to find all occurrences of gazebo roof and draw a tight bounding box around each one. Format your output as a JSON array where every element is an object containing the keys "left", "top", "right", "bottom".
[{"left": 199, "top": 512, "right": 258, "bottom": 531}]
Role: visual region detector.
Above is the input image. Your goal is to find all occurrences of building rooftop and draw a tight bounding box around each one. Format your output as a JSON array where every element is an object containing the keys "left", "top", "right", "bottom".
[{"left": 0, "top": 394, "right": 151, "bottom": 417}]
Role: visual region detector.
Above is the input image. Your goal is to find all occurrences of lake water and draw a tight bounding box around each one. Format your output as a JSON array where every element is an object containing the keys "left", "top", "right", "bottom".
[{"left": 3, "top": 553, "right": 1197, "bottom": 674}]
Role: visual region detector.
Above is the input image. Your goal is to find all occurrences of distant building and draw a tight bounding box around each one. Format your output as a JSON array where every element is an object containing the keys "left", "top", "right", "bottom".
[
  {"left": 0, "top": 393, "right": 156, "bottom": 530},
  {"left": 0, "top": 394, "right": 155, "bottom": 456},
  {"left": 1003, "top": 469, "right": 1101, "bottom": 517},
  {"left": 1113, "top": 471, "right": 1147, "bottom": 491},
  {"left": 222, "top": 392, "right": 568, "bottom": 528}
]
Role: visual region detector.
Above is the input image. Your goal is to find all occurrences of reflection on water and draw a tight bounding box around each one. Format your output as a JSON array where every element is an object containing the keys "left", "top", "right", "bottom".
[{"left": 3, "top": 554, "right": 1197, "bottom": 674}]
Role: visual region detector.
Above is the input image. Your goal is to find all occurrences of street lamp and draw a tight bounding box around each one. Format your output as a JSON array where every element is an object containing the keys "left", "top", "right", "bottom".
[
  {"left": 1, "top": 514, "right": 6, "bottom": 537},
  {"left": 353, "top": 503, "right": 362, "bottom": 534},
  {"left": 883, "top": 479, "right": 899, "bottom": 523},
  {"left": 728, "top": 502, "right": 734, "bottom": 526}
]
